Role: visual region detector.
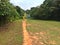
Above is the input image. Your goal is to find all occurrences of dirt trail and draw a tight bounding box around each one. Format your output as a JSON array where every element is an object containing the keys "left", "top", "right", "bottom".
[{"left": 22, "top": 19, "right": 32, "bottom": 45}]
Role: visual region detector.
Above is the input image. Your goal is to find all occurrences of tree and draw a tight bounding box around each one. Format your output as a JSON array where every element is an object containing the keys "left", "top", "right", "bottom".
[
  {"left": 0, "top": 0, "right": 19, "bottom": 26},
  {"left": 29, "top": 0, "right": 60, "bottom": 20},
  {"left": 15, "top": 6, "right": 25, "bottom": 19}
]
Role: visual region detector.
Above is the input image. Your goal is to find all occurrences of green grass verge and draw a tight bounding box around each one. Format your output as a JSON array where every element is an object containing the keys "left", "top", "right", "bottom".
[{"left": 27, "top": 19, "right": 60, "bottom": 45}]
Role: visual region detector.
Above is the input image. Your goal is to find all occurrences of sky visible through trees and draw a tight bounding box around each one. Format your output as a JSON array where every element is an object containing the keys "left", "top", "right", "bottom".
[{"left": 10, "top": 0, "right": 45, "bottom": 10}]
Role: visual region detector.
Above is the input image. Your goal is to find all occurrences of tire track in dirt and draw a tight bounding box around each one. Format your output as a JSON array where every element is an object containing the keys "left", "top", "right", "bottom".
[{"left": 22, "top": 19, "right": 32, "bottom": 45}]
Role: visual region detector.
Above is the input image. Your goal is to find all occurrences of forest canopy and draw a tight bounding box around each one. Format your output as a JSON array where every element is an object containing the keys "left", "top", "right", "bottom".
[{"left": 26, "top": 0, "right": 60, "bottom": 21}]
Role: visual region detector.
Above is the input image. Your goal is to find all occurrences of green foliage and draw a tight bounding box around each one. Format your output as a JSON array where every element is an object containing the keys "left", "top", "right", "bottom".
[
  {"left": 29, "top": 0, "right": 60, "bottom": 20},
  {"left": 15, "top": 6, "right": 25, "bottom": 19},
  {"left": 0, "top": 0, "right": 19, "bottom": 26}
]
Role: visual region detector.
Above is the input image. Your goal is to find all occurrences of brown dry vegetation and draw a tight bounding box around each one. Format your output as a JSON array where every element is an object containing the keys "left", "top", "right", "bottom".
[{"left": 0, "top": 20, "right": 23, "bottom": 45}]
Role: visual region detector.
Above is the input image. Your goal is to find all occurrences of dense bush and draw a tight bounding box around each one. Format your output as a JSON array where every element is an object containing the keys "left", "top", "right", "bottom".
[
  {"left": 0, "top": 0, "right": 19, "bottom": 26},
  {"left": 15, "top": 6, "right": 25, "bottom": 19}
]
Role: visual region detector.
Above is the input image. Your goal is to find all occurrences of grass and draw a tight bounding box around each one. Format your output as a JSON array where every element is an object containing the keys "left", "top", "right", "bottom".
[
  {"left": 27, "top": 19, "right": 60, "bottom": 45},
  {"left": 0, "top": 19, "right": 60, "bottom": 45},
  {"left": 0, "top": 20, "right": 23, "bottom": 45}
]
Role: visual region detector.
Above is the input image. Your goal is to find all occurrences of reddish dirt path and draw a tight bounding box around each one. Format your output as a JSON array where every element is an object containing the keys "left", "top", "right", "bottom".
[{"left": 22, "top": 19, "right": 32, "bottom": 45}]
